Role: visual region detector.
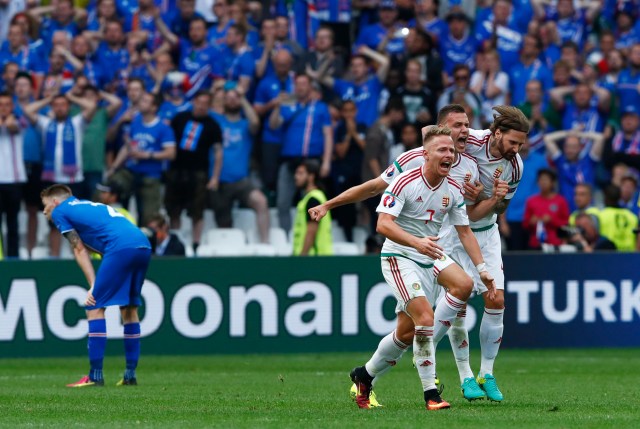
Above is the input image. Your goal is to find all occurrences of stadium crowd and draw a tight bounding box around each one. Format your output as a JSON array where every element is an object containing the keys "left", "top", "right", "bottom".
[{"left": 0, "top": 0, "right": 638, "bottom": 258}]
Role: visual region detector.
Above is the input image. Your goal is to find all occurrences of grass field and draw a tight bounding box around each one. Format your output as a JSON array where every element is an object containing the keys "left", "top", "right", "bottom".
[{"left": 1, "top": 348, "right": 638, "bottom": 429}]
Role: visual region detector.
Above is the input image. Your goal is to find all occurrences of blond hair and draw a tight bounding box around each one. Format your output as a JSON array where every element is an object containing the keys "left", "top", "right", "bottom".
[
  {"left": 490, "top": 105, "right": 530, "bottom": 135},
  {"left": 422, "top": 125, "right": 452, "bottom": 148}
]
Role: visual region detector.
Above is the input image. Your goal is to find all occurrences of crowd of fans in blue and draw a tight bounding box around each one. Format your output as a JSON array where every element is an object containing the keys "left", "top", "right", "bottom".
[{"left": 0, "top": 0, "right": 638, "bottom": 258}]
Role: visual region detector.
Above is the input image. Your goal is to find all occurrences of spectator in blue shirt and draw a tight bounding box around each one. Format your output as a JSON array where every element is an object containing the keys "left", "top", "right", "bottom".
[
  {"left": 550, "top": 83, "right": 610, "bottom": 133},
  {"left": 0, "top": 24, "right": 45, "bottom": 75},
  {"left": 439, "top": 10, "right": 478, "bottom": 80},
  {"left": 158, "top": 16, "right": 220, "bottom": 98},
  {"left": 253, "top": 50, "right": 295, "bottom": 193},
  {"left": 355, "top": 0, "right": 405, "bottom": 57},
  {"left": 33, "top": 0, "right": 83, "bottom": 52},
  {"left": 411, "top": 0, "right": 447, "bottom": 43},
  {"left": 617, "top": 43, "right": 640, "bottom": 112},
  {"left": 508, "top": 34, "right": 554, "bottom": 107},
  {"left": 313, "top": 46, "right": 389, "bottom": 127},
  {"left": 162, "top": 0, "right": 203, "bottom": 39},
  {"left": 269, "top": 74, "right": 333, "bottom": 231},
  {"left": 94, "top": 20, "right": 130, "bottom": 94},
  {"left": 476, "top": 0, "right": 524, "bottom": 71},
  {"left": 210, "top": 87, "right": 269, "bottom": 243},
  {"left": 544, "top": 130, "right": 606, "bottom": 212},
  {"left": 219, "top": 24, "right": 255, "bottom": 94},
  {"left": 108, "top": 92, "right": 176, "bottom": 225},
  {"left": 207, "top": 0, "right": 232, "bottom": 47}
]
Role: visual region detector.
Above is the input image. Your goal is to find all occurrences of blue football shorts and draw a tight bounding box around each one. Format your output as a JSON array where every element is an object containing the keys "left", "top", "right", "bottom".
[{"left": 86, "top": 247, "right": 152, "bottom": 310}]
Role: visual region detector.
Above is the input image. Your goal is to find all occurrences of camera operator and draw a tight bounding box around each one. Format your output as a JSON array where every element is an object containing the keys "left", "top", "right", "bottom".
[{"left": 560, "top": 213, "right": 616, "bottom": 252}]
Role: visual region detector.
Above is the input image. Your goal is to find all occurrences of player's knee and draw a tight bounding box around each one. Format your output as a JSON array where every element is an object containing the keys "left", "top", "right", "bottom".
[
  {"left": 450, "top": 275, "right": 473, "bottom": 300},
  {"left": 485, "top": 292, "right": 505, "bottom": 309},
  {"left": 413, "top": 312, "right": 434, "bottom": 327},
  {"left": 396, "top": 330, "right": 414, "bottom": 344}
]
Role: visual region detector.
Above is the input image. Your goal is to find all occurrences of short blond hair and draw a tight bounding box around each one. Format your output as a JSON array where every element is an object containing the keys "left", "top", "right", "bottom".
[
  {"left": 422, "top": 125, "right": 452, "bottom": 147},
  {"left": 490, "top": 105, "right": 530, "bottom": 134}
]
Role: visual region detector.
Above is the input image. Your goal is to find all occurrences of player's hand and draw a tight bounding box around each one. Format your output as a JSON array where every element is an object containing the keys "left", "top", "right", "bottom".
[
  {"left": 308, "top": 203, "right": 328, "bottom": 222},
  {"left": 85, "top": 288, "right": 96, "bottom": 307},
  {"left": 414, "top": 236, "right": 444, "bottom": 260},
  {"left": 320, "top": 161, "right": 330, "bottom": 178},
  {"left": 464, "top": 180, "right": 484, "bottom": 202},
  {"left": 492, "top": 179, "right": 509, "bottom": 201},
  {"left": 479, "top": 271, "right": 496, "bottom": 301}
]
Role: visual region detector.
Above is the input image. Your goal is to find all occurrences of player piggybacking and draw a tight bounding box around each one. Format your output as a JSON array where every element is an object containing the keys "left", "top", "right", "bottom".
[{"left": 439, "top": 106, "right": 529, "bottom": 402}]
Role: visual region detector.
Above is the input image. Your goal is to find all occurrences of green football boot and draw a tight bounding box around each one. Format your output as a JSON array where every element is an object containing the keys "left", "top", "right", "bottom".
[
  {"left": 461, "top": 377, "right": 485, "bottom": 401},
  {"left": 477, "top": 374, "right": 504, "bottom": 402}
]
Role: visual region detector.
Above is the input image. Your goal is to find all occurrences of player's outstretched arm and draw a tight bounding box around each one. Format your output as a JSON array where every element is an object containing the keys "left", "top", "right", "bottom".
[
  {"left": 308, "top": 177, "right": 388, "bottom": 221},
  {"left": 64, "top": 231, "right": 97, "bottom": 305},
  {"left": 454, "top": 225, "right": 496, "bottom": 300}
]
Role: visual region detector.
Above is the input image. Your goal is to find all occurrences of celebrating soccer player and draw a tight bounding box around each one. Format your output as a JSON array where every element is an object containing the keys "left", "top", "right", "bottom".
[
  {"left": 41, "top": 184, "right": 152, "bottom": 387},
  {"left": 350, "top": 126, "right": 495, "bottom": 410}
]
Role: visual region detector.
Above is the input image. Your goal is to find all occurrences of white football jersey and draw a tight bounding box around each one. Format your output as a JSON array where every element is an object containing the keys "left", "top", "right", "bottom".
[
  {"left": 381, "top": 147, "right": 479, "bottom": 192},
  {"left": 376, "top": 167, "right": 468, "bottom": 265},
  {"left": 380, "top": 147, "right": 424, "bottom": 185},
  {"left": 465, "top": 128, "right": 524, "bottom": 229}
]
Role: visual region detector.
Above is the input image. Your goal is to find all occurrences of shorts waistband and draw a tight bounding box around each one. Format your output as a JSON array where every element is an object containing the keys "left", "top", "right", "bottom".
[
  {"left": 471, "top": 224, "right": 496, "bottom": 233},
  {"left": 381, "top": 253, "right": 434, "bottom": 269}
]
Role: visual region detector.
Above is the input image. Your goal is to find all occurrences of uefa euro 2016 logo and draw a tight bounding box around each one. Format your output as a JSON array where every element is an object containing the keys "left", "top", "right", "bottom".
[
  {"left": 385, "top": 165, "right": 395, "bottom": 177},
  {"left": 383, "top": 195, "right": 395, "bottom": 208}
]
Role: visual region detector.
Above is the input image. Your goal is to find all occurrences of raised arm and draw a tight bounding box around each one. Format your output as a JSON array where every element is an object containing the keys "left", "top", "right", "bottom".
[
  {"left": 268, "top": 96, "right": 284, "bottom": 129},
  {"left": 23, "top": 95, "right": 53, "bottom": 125},
  {"left": 100, "top": 90, "right": 123, "bottom": 118},
  {"left": 584, "top": 131, "right": 606, "bottom": 160},
  {"left": 549, "top": 85, "right": 574, "bottom": 110},
  {"left": 241, "top": 94, "right": 260, "bottom": 135},
  {"left": 359, "top": 45, "right": 390, "bottom": 83},
  {"left": 66, "top": 92, "right": 97, "bottom": 122},
  {"left": 308, "top": 177, "right": 388, "bottom": 221},
  {"left": 543, "top": 130, "right": 567, "bottom": 159},
  {"left": 54, "top": 45, "right": 84, "bottom": 71},
  {"left": 154, "top": 10, "right": 179, "bottom": 46}
]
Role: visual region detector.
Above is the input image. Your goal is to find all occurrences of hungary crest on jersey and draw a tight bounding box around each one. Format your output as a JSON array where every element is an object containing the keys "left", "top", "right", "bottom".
[{"left": 492, "top": 167, "right": 503, "bottom": 179}]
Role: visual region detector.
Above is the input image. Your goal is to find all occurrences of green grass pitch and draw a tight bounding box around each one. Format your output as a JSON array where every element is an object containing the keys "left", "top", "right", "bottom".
[{"left": 1, "top": 348, "right": 638, "bottom": 428}]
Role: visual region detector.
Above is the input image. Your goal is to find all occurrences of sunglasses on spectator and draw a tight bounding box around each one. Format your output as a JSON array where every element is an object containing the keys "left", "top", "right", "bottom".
[{"left": 454, "top": 74, "right": 469, "bottom": 81}]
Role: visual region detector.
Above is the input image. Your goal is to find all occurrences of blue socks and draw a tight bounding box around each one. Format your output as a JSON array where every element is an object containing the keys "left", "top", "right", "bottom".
[
  {"left": 123, "top": 323, "right": 141, "bottom": 380},
  {"left": 88, "top": 319, "right": 106, "bottom": 382}
]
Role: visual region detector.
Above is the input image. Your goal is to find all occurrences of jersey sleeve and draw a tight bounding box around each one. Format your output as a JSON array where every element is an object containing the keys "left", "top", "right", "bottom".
[
  {"left": 161, "top": 123, "right": 176, "bottom": 147},
  {"left": 448, "top": 185, "right": 470, "bottom": 226},
  {"left": 376, "top": 175, "right": 407, "bottom": 217},
  {"left": 51, "top": 206, "right": 74, "bottom": 234},
  {"left": 506, "top": 156, "right": 524, "bottom": 200}
]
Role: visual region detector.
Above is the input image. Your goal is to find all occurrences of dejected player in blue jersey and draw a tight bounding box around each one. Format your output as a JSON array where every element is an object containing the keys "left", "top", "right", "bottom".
[{"left": 41, "top": 184, "right": 152, "bottom": 387}]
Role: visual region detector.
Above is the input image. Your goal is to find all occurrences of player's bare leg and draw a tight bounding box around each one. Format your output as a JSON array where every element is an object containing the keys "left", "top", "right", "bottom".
[
  {"left": 67, "top": 308, "right": 106, "bottom": 387},
  {"left": 477, "top": 289, "right": 505, "bottom": 401},
  {"left": 405, "top": 296, "right": 449, "bottom": 410},
  {"left": 117, "top": 305, "right": 141, "bottom": 386}
]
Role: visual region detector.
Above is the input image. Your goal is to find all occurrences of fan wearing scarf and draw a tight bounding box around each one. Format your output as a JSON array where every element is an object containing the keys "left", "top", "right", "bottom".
[{"left": 23, "top": 90, "right": 97, "bottom": 257}]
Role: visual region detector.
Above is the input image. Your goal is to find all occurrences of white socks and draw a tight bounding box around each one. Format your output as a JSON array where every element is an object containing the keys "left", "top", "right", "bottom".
[
  {"left": 447, "top": 309, "right": 474, "bottom": 383},
  {"left": 433, "top": 292, "right": 466, "bottom": 344},
  {"left": 413, "top": 326, "right": 436, "bottom": 391},
  {"left": 365, "top": 330, "right": 409, "bottom": 386},
  {"left": 479, "top": 308, "right": 504, "bottom": 376}
]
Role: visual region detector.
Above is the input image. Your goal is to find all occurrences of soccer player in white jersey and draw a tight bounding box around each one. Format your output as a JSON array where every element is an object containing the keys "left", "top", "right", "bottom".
[
  {"left": 309, "top": 104, "right": 484, "bottom": 221},
  {"left": 349, "top": 126, "right": 496, "bottom": 411},
  {"left": 434, "top": 106, "right": 529, "bottom": 403}
]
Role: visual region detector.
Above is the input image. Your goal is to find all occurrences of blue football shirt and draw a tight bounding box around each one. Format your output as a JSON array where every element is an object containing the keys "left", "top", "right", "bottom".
[{"left": 51, "top": 197, "right": 150, "bottom": 254}]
